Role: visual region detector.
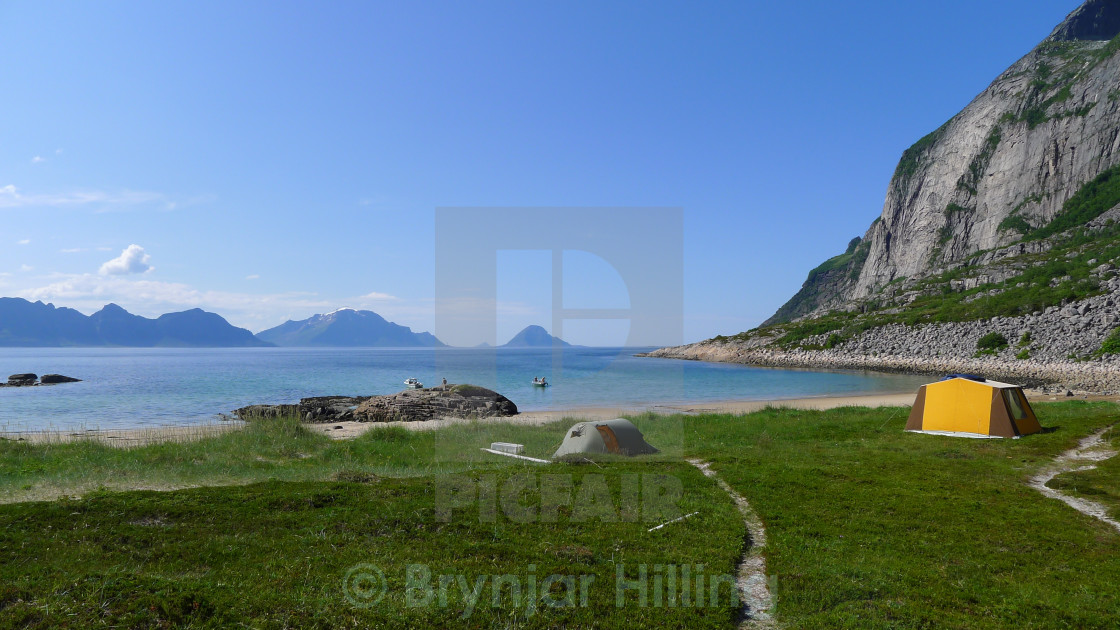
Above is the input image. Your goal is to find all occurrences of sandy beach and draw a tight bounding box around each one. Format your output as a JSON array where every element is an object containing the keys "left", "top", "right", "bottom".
[
  {"left": 305, "top": 391, "right": 921, "bottom": 439},
  {"left": 5, "top": 388, "right": 1110, "bottom": 446},
  {"left": 292, "top": 388, "right": 1117, "bottom": 439}
]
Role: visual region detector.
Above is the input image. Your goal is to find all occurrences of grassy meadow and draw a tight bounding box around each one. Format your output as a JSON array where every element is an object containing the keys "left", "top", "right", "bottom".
[{"left": 0, "top": 401, "right": 1117, "bottom": 628}]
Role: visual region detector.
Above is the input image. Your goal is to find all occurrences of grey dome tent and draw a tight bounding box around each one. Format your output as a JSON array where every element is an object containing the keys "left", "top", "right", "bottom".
[{"left": 553, "top": 419, "right": 658, "bottom": 458}]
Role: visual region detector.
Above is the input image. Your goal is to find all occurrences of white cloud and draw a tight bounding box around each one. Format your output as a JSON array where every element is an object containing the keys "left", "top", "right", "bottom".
[
  {"left": 360, "top": 291, "right": 398, "bottom": 301},
  {"left": 55, "top": 148, "right": 64, "bottom": 155},
  {"left": 0, "top": 184, "right": 192, "bottom": 211},
  {"left": 31, "top": 156, "right": 45, "bottom": 164},
  {"left": 20, "top": 264, "right": 33, "bottom": 272},
  {"left": 99, "top": 244, "right": 153, "bottom": 275},
  {"left": 246, "top": 274, "right": 260, "bottom": 280},
  {"left": 17, "top": 239, "right": 30, "bottom": 245}
]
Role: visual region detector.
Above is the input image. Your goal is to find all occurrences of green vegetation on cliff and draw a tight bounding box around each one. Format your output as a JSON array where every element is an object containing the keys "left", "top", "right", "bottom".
[
  {"left": 1030, "top": 162, "right": 1120, "bottom": 240},
  {"left": 738, "top": 217, "right": 1120, "bottom": 350},
  {"left": 957, "top": 126, "right": 1002, "bottom": 194},
  {"left": 761, "top": 237, "right": 870, "bottom": 326},
  {"left": 998, "top": 213, "right": 1034, "bottom": 235},
  {"left": 892, "top": 122, "right": 950, "bottom": 191},
  {"left": 805, "top": 237, "right": 866, "bottom": 284},
  {"left": 762, "top": 145, "right": 1120, "bottom": 340}
]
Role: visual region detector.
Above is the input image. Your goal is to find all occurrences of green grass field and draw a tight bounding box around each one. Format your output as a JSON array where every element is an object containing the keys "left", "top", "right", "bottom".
[{"left": 1, "top": 401, "right": 1117, "bottom": 628}]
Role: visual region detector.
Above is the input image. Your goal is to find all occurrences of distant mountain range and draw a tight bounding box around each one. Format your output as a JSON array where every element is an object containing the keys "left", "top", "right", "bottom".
[
  {"left": 501, "top": 325, "right": 572, "bottom": 348},
  {"left": 0, "top": 298, "right": 580, "bottom": 348},
  {"left": 0, "top": 298, "right": 268, "bottom": 347},
  {"left": 256, "top": 308, "right": 444, "bottom": 347}
]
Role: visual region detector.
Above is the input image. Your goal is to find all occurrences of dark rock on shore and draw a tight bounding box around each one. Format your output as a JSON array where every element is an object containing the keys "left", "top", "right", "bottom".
[
  {"left": 298, "top": 396, "right": 370, "bottom": 422},
  {"left": 233, "top": 385, "right": 518, "bottom": 423},
  {"left": 234, "top": 397, "right": 366, "bottom": 422},
  {"left": 40, "top": 374, "right": 82, "bottom": 384},
  {"left": 2, "top": 373, "right": 82, "bottom": 387},
  {"left": 233, "top": 403, "right": 301, "bottom": 419}
]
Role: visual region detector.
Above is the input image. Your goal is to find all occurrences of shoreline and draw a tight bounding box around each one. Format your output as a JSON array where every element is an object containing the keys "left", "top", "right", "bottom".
[
  {"left": 309, "top": 391, "right": 926, "bottom": 439},
  {"left": 8, "top": 387, "right": 1112, "bottom": 445},
  {"left": 638, "top": 342, "right": 1120, "bottom": 394},
  {"left": 1, "top": 391, "right": 921, "bottom": 445}
]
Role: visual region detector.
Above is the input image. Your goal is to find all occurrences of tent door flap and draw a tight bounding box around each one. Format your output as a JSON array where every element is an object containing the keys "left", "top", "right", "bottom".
[{"left": 595, "top": 425, "right": 621, "bottom": 454}]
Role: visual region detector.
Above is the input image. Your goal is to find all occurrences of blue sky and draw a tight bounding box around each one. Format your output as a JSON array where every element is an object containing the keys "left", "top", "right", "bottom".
[{"left": 0, "top": 1, "right": 1081, "bottom": 345}]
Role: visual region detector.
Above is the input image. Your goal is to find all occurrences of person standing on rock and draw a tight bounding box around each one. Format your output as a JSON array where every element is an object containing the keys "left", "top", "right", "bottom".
[{"left": 442, "top": 377, "right": 447, "bottom": 388}]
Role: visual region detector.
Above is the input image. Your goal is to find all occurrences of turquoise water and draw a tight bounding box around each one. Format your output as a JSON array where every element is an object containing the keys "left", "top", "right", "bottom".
[{"left": 0, "top": 347, "right": 928, "bottom": 431}]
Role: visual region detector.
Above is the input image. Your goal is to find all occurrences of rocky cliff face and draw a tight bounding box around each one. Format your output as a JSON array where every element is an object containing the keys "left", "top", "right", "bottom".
[
  {"left": 1050, "top": 0, "right": 1120, "bottom": 41},
  {"left": 653, "top": 2, "right": 1120, "bottom": 392},
  {"left": 769, "top": 1, "right": 1120, "bottom": 323}
]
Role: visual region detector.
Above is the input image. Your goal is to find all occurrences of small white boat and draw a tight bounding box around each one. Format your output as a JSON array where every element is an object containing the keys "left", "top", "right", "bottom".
[
  {"left": 532, "top": 378, "right": 550, "bottom": 387},
  {"left": 404, "top": 377, "right": 423, "bottom": 389}
]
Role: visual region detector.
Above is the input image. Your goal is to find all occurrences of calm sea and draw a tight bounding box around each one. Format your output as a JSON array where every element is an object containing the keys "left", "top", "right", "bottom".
[{"left": 0, "top": 347, "right": 928, "bottom": 431}]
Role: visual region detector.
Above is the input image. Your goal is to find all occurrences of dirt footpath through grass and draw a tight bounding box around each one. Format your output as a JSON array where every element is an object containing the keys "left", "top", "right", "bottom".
[
  {"left": 689, "top": 459, "right": 777, "bottom": 630},
  {"left": 1030, "top": 425, "right": 1120, "bottom": 532}
]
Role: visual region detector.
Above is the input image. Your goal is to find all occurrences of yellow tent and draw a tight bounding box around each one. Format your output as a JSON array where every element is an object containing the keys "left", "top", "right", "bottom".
[{"left": 906, "top": 376, "right": 1042, "bottom": 438}]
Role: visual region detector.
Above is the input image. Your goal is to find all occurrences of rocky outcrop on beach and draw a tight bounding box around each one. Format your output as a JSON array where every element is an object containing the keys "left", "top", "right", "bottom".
[
  {"left": 1, "top": 373, "right": 82, "bottom": 387},
  {"left": 234, "top": 385, "right": 518, "bottom": 423},
  {"left": 234, "top": 396, "right": 377, "bottom": 422},
  {"left": 351, "top": 385, "right": 518, "bottom": 422}
]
